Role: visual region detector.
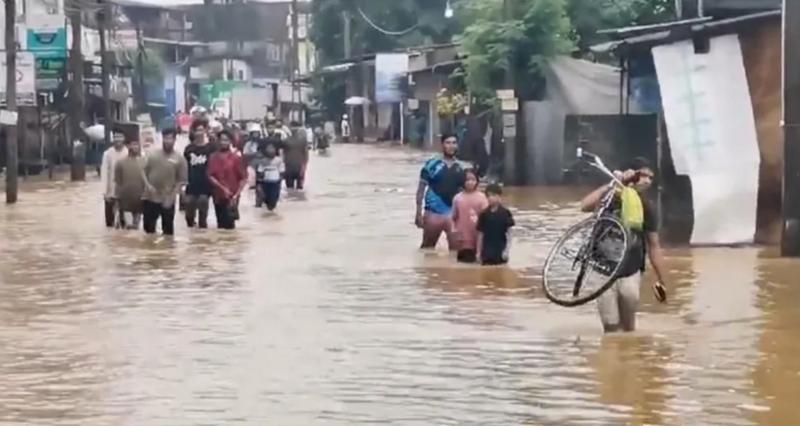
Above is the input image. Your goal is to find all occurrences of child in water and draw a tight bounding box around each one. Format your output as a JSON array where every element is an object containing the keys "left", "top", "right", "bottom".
[
  {"left": 477, "top": 183, "right": 515, "bottom": 265},
  {"left": 253, "top": 140, "right": 285, "bottom": 211},
  {"left": 452, "top": 169, "right": 488, "bottom": 263}
]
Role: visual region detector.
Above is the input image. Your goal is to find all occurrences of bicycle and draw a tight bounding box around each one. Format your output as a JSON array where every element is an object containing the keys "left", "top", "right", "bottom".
[{"left": 541, "top": 149, "right": 633, "bottom": 307}]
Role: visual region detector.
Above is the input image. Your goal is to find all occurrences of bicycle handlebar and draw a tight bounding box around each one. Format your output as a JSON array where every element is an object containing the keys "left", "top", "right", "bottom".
[{"left": 576, "top": 148, "right": 624, "bottom": 187}]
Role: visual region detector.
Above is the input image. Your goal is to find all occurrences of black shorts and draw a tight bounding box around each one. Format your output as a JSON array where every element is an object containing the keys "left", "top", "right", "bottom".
[{"left": 457, "top": 249, "right": 477, "bottom": 263}]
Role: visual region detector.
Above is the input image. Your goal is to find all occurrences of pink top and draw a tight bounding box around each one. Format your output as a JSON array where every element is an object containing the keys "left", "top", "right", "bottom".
[{"left": 452, "top": 190, "right": 489, "bottom": 250}]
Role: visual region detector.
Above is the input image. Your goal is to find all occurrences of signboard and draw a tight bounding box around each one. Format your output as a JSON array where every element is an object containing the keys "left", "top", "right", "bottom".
[
  {"left": 502, "top": 113, "right": 516, "bottom": 138},
  {"left": 0, "top": 52, "right": 37, "bottom": 106},
  {"left": 496, "top": 89, "right": 515, "bottom": 100},
  {"left": 35, "top": 57, "right": 65, "bottom": 90},
  {"left": 375, "top": 53, "right": 408, "bottom": 103},
  {"left": 27, "top": 25, "right": 67, "bottom": 59},
  {"left": 501, "top": 98, "right": 519, "bottom": 112}
]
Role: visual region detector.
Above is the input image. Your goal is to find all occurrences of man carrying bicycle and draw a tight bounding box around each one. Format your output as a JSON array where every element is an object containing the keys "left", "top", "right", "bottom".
[{"left": 579, "top": 157, "right": 668, "bottom": 333}]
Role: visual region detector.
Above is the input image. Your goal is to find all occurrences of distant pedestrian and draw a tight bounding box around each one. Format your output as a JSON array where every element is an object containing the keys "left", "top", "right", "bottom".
[
  {"left": 142, "top": 129, "right": 188, "bottom": 236},
  {"left": 415, "top": 133, "right": 466, "bottom": 250},
  {"left": 476, "top": 184, "right": 515, "bottom": 266},
  {"left": 114, "top": 139, "right": 146, "bottom": 230},
  {"left": 283, "top": 121, "right": 309, "bottom": 191},
  {"left": 208, "top": 130, "right": 247, "bottom": 230},
  {"left": 452, "top": 169, "right": 488, "bottom": 263},
  {"left": 101, "top": 132, "right": 128, "bottom": 228},
  {"left": 253, "top": 140, "right": 285, "bottom": 211},
  {"left": 183, "top": 120, "right": 215, "bottom": 228},
  {"left": 340, "top": 114, "right": 351, "bottom": 143}
]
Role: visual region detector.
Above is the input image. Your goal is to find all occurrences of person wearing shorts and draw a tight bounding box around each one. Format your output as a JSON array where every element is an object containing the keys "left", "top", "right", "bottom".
[
  {"left": 415, "top": 133, "right": 466, "bottom": 250},
  {"left": 580, "top": 157, "right": 669, "bottom": 332}
]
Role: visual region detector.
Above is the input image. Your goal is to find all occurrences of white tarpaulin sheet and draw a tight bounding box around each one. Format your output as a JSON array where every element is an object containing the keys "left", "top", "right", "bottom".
[{"left": 653, "top": 35, "right": 760, "bottom": 245}]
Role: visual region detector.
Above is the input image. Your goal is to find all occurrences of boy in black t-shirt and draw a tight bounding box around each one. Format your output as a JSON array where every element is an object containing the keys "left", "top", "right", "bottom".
[{"left": 477, "top": 184, "right": 515, "bottom": 265}]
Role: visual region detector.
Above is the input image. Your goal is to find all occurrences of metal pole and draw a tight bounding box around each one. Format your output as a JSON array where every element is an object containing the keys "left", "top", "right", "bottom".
[
  {"left": 782, "top": 0, "right": 800, "bottom": 256},
  {"left": 5, "top": 0, "right": 18, "bottom": 203},
  {"left": 343, "top": 10, "right": 353, "bottom": 127},
  {"left": 291, "top": 0, "right": 300, "bottom": 122},
  {"left": 69, "top": 2, "right": 86, "bottom": 181},
  {"left": 136, "top": 21, "right": 146, "bottom": 115},
  {"left": 99, "top": 1, "right": 112, "bottom": 149},
  {"left": 502, "top": 0, "right": 518, "bottom": 185}
]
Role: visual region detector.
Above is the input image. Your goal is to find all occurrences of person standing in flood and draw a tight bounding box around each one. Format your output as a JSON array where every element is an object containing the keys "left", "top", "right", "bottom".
[
  {"left": 183, "top": 120, "right": 215, "bottom": 228},
  {"left": 452, "top": 169, "right": 488, "bottom": 263},
  {"left": 252, "top": 140, "right": 285, "bottom": 211},
  {"left": 114, "top": 139, "right": 146, "bottom": 229},
  {"left": 100, "top": 132, "right": 128, "bottom": 228},
  {"left": 208, "top": 130, "right": 247, "bottom": 230},
  {"left": 283, "top": 121, "right": 310, "bottom": 191},
  {"left": 142, "top": 129, "right": 188, "bottom": 236},
  {"left": 415, "top": 133, "right": 466, "bottom": 250}
]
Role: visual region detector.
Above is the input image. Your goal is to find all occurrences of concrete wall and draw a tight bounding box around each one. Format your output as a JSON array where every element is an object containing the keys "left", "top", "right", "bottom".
[
  {"left": 740, "top": 21, "right": 782, "bottom": 244},
  {"left": 411, "top": 72, "right": 445, "bottom": 149}
]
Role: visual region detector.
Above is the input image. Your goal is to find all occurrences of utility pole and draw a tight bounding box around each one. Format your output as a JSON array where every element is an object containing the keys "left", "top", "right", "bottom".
[
  {"left": 5, "top": 0, "right": 18, "bottom": 204},
  {"left": 343, "top": 10, "right": 353, "bottom": 127},
  {"left": 501, "top": 0, "right": 519, "bottom": 185},
  {"left": 98, "top": 0, "right": 112, "bottom": 148},
  {"left": 290, "top": 0, "right": 301, "bottom": 122},
  {"left": 135, "top": 21, "right": 146, "bottom": 115},
  {"left": 69, "top": 1, "right": 86, "bottom": 181},
  {"left": 782, "top": 0, "right": 800, "bottom": 256}
]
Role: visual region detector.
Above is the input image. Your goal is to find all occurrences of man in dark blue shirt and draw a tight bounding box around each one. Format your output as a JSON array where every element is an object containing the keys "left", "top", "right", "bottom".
[{"left": 415, "top": 133, "right": 466, "bottom": 249}]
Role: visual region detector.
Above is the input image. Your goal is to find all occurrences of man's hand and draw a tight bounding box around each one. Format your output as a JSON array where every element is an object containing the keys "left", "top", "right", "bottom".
[
  {"left": 414, "top": 211, "right": 424, "bottom": 229},
  {"left": 653, "top": 282, "right": 667, "bottom": 303}
]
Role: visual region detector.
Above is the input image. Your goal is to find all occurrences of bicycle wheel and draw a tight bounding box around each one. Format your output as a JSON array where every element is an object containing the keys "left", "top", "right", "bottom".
[{"left": 542, "top": 216, "right": 631, "bottom": 307}]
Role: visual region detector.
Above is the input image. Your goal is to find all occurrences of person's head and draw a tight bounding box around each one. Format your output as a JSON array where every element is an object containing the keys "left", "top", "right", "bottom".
[
  {"left": 112, "top": 132, "right": 126, "bottom": 149},
  {"left": 485, "top": 183, "right": 503, "bottom": 207},
  {"left": 342, "top": 114, "right": 348, "bottom": 120},
  {"left": 440, "top": 133, "right": 458, "bottom": 158},
  {"left": 266, "top": 121, "right": 277, "bottom": 135},
  {"left": 289, "top": 120, "right": 300, "bottom": 128},
  {"left": 218, "top": 129, "right": 233, "bottom": 150},
  {"left": 625, "top": 157, "right": 655, "bottom": 193},
  {"left": 264, "top": 141, "right": 277, "bottom": 157},
  {"left": 162, "top": 128, "right": 177, "bottom": 152},
  {"left": 126, "top": 140, "right": 141, "bottom": 156},
  {"left": 190, "top": 120, "right": 208, "bottom": 145},
  {"left": 464, "top": 168, "right": 479, "bottom": 192}
]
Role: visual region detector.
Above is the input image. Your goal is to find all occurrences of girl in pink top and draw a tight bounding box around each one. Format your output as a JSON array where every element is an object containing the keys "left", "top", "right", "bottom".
[{"left": 452, "top": 169, "right": 489, "bottom": 263}]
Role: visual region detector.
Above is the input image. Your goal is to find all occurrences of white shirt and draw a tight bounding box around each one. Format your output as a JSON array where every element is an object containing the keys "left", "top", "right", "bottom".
[
  {"left": 100, "top": 146, "right": 128, "bottom": 198},
  {"left": 341, "top": 120, "right": 351, "bottom": 137}
]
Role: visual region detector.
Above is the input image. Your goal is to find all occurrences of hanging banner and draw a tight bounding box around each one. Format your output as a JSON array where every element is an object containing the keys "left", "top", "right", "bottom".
[
  {"left": 375, "top": 53, "right": 408, "bottom": 104},
  {"left": 0, "top": 52, "right": 37, "bottom": 106},
  {"left": 653, "top": 34, "right": 760, "bottom": 245}
]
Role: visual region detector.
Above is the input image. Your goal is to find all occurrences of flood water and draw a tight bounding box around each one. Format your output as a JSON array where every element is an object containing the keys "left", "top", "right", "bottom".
[{"left": 1, "top": 143, "right": 799, "bottom": 425}]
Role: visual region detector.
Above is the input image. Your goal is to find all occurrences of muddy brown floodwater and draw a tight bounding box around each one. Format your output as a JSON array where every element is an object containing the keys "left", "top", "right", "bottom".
[{"left": 1, "top": 144, "right": 799, "bottom": 425}]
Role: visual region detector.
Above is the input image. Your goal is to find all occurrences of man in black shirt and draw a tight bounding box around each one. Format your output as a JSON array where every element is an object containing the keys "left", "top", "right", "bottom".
[
  {"left": 477, "top": 184, "right": 515, "bottom": 265},
  {"left": 183, "top": 120, "right": 215, "bottom": 228},
  {"left": 580, "top": 157, "right": 669, "bottom": 333}
]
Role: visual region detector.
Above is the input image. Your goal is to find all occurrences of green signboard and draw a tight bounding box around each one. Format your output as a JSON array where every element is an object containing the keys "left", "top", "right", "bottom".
[{"left": 27, "top": 27, "right": 68, "bottom": 59}]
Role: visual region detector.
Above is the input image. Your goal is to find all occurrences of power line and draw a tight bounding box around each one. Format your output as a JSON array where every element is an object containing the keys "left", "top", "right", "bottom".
[{"left": 356, "top": 6, "right": 418, "bottom": 36}]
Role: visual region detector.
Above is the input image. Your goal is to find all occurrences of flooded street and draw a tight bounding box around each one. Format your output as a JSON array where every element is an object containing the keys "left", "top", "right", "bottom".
[{"left": 1, "top": 143, "right": 799, "bottom": 425}]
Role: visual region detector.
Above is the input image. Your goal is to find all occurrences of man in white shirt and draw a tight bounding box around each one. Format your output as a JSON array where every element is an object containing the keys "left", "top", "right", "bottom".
[
  {"left": 340, "top": 114, "right": 351, "bottom": 143},
  {"left": 100, "top": 132, "right": 128, "bottom": 228}
]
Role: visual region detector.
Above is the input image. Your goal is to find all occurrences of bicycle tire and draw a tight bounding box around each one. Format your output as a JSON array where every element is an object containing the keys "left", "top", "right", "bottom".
[{"left": 542, "top": 216, "right": 631, "bottom": 307}]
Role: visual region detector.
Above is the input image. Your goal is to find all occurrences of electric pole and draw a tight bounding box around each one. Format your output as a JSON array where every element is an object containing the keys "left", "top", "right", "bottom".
[
  {"left": 291, "top": 0, "right": 300, "bottom": 122},
  {"left": 98, "top": 0, "right": 112, "bottom": 148},
  {"left": 69, "top": 0, "right": 86, "bottom": 181},
  {"left": 501, "top": 0, "right": 519, "bottom": 185},
  {"left": 5, "top": 0, "right": 18, "bottom": 204},
  {"left": 782, "top": 0, "right": 800, "bottom": 256}
]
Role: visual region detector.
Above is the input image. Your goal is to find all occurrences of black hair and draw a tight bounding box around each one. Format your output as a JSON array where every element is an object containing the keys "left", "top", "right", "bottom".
[
  {"left": 218, "top": 129, "right": 233, "bottom": 141},
  {"left": 162, "top": 128, "right": 177, "bottom": 138},
  {"left": 190, "top": 119, "right": 208, "bottom": 133},
  {"left": 440, "top": 133, "right": 458, "bottom": 143},
  {"left": 625, "top": 157, "right": 652, "bottom": 171},
  {"left": 289, "top": 121, "right": 301, "bottom": 127},
  {"left": 485, "top": 183, "right": 503, "bottom": 196},
  {"left": 464, "top": 168, "right": 479, "bottom": 182}
]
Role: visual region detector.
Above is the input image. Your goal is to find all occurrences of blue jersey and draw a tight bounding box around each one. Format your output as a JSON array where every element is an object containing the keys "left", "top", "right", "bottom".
[{"left": 421, "top": 157, "right": 466, "bottom": 215}]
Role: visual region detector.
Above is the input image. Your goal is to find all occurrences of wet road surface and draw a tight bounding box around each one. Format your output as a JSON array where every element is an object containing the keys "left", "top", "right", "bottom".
[{"left": 1, "top": 144, "right": 799, "bottom": 425}]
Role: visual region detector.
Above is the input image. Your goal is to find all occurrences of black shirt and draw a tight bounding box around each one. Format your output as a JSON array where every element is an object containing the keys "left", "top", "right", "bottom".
[
  {"left": 183, "top": 143, "right": 217, "bottom": 196},
  {"left": 477, "top": 205, "right": 515, "bottom": 264}
]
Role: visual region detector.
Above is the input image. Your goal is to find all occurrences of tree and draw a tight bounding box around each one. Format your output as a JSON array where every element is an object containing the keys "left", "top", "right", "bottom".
[
  {"left": 459, "top": 0, "right": 574, "bottom": 103},
  {"left": 566, "top": 0, "right": 675, "bottom": 51}
]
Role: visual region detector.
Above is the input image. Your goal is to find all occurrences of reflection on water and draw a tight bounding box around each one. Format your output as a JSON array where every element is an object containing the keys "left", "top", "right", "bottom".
[{"left": 1, "top": 144, "right": 799, "bottom": 425}]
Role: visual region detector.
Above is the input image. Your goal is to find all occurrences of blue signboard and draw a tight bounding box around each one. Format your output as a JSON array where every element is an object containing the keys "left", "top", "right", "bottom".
[{"left": 27, "top": 27, "right": 67, "bottom": 59}]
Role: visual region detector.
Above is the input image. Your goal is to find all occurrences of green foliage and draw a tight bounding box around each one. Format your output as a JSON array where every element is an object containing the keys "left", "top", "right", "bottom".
[
  {"left": 566, "top": 0, "right": 675, "bottom": 50},
  {"left": 459, "top": 0, "right": 574, "bottom": 103}
]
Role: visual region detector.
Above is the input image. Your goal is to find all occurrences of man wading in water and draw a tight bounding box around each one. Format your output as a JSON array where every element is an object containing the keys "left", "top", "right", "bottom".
[
  {"left": 415, "top": 133, "right": 466, "bottom": 250},
  {"left": 183, "top": 120, "right": 215, "bottom": 228},
  {"left": 580, "top": 157, "right": 668, "bottom": 332}
]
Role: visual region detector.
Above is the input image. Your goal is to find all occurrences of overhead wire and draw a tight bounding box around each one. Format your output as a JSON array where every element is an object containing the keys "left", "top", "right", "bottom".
[{"left": 355, "top": 6, "right": 418, "bottom": 36}]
